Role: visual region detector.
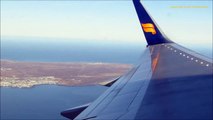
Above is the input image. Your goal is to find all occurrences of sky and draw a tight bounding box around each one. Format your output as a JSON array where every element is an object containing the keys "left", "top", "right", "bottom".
[{"left": 1, "top": 0, "right": 212, "bottom": 47}]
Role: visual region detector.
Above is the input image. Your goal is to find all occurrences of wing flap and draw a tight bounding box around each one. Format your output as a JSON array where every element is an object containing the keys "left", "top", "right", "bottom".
[{"left": 62, "top": 0, "right": 212, "bottom": 119}]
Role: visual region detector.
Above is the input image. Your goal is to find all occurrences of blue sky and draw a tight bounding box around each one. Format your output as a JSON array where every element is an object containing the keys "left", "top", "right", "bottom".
[{"left": 1, "top": 0, "right": 212, "bottom": 47}]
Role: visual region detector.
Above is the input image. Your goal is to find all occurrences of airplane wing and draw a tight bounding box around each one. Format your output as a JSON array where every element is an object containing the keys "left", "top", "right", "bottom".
[{"left": 61, "top": 0, "right": 213, "bottom": 119}]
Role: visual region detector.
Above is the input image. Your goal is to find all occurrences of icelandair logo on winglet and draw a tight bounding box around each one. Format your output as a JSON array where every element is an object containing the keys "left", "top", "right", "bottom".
[{"left": 142, "top": 23, "right": 156, "bottom": 35}]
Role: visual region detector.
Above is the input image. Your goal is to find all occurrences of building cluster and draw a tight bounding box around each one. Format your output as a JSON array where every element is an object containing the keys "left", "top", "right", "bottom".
[{"left": 0, "top": 76, "right": 60, "bottom": 88}]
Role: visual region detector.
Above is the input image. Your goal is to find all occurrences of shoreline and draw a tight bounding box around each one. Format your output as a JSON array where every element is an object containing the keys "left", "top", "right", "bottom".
[
  {"left": 1, "top": 60, "right": 132, "bottom": 89},
  {"left": 0, "top": 83, "right": 105, "bottom": 89}
]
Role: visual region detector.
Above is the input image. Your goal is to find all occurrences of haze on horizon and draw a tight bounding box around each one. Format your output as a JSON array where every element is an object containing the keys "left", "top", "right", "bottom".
[{"left": 1, "top": 1, "right": 212, "bottom": 51}]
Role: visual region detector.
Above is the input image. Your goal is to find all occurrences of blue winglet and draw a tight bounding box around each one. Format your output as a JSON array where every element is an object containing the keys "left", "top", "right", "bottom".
[{"left": 133, "top": 0, "right": 172, "bottom": 46}]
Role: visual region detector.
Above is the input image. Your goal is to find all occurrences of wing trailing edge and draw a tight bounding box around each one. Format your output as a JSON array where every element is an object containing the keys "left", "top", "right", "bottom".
[
  {"left": 61, "top": 1, "right": 212, "bottom": 119},
  {"left": 61, "top": 103, "right": 90, "bottom": 119}
]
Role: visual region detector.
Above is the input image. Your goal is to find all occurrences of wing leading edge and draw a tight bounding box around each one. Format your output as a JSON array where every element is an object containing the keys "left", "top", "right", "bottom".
[{"left": 62, "top": 0, "right": 213, "bottom": 119}]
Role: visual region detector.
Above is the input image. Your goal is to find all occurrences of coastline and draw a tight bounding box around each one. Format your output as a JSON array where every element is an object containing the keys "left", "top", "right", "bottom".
[
  {"left": 0, "top": 83, "right": 106, "bottom": 89},
  {"left": 0, "top": 60, "right": 132, "bottom": 88}
]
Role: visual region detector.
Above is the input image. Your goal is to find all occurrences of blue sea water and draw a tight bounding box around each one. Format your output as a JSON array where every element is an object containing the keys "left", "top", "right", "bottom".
[
  {"left": 1, "top": 37, "right": 212, "bottom": 64},
  {"left": 0, "top": 37, "right": 145, "bottom": 120},
  {"left": 0, "top": 37, "right": 212, "bottom": 120},
  {"left": 1, "top": 85, "right": 107, "bottom": 120},
  {"left": 1, "top": 37, "right": 145, "bottom": 64}
]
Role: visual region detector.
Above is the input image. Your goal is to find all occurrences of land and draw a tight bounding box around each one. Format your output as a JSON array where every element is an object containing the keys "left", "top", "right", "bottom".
[{"left": 0, "top": 60, "right": 132, "bottom": 88}]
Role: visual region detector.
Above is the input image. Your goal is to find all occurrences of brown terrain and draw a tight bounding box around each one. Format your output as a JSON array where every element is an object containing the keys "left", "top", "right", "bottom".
[{"left": 0, "top": 60, "right": 132, "bottom": 88}]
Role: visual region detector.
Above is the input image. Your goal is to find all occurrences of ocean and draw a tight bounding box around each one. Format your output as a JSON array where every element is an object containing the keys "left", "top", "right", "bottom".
[
  {"left": 0, "top": 37, "right": 212, "bottom": 119},
  {"left": 1, "top": 37, "right": 145, "bottom": 64},
  {"left": 1, "top": 85, "right": 107, "bottom": 120},
  {"left": 1, "top": 37, "right": 144, "bottom": 120},
  {"left": 1, "top": 38, "right": 211, "bottom": 64}
]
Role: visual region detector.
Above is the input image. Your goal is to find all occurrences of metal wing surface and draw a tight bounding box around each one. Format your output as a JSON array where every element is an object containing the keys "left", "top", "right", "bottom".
[
  {"left": 74, "top": 43, "right": 212, "bottom": 120},
  {"left": 62, "top": 0, "right": 213, "bottom": 119}
]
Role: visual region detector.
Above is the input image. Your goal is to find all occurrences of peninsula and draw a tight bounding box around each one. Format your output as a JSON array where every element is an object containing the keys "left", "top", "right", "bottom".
[{"left": 0, "top": 60, "right": 132, "bottom": 88}]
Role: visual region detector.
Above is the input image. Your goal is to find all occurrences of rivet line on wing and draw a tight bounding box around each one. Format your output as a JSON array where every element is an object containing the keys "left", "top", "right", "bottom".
[{"left": 163, "top": 44, "right": 210, "bottom": 67}]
